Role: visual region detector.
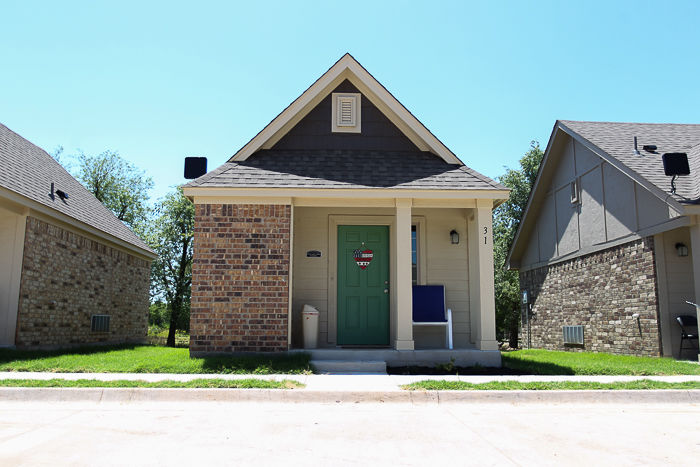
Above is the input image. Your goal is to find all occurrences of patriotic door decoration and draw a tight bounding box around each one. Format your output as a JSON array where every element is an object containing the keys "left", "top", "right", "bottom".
[{"left": 353, "top": 248, "right": 374, "bottom": 270}]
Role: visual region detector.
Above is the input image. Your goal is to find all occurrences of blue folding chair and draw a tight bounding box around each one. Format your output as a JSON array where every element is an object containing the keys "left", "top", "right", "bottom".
[{"left": 412, "top": 285, "right": 453, "bottom": 349}]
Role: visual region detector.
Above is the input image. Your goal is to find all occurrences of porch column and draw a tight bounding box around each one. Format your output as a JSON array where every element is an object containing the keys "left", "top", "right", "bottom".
[
  {"left": 467, "top": 200, "right": 498, "bottom": 350},
  {"left": 394, "top": 198, "right": 414, "bottom": 350},
  {"left": 689, "top": 218, "right": 700, "bottom": 361}
]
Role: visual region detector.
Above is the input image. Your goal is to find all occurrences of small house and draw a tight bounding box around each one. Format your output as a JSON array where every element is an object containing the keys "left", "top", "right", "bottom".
[
  {"left": 184, "top": 54, "right": 509, "bottom": 366},
  {"left": 508, "top": 120, "right": 700, "bottom": 359},
  {"left": 0, "top": 123, "right": 155, "bottom": 349}
]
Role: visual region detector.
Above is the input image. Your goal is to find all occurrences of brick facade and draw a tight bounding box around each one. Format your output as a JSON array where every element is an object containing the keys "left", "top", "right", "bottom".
[
  {"left": 519, "top": 237, "right": 662, "bottom": 356},
  {"left": 16, "top": 217, "right": 151, "bottom": 348},
  {"left": 190, "top": 204, "right": 290, "bottom": 353}
]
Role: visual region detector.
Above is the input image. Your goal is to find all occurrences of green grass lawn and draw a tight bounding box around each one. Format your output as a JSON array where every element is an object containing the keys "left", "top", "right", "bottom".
[
  {"left": 403, "top": 380, "right": 700, "bottom": 391},
  {"left": 0, "top": 378, "right": 302, "bottom": 389},
  {"left": 0, "top": 345, "right": 311, "bottom": 375},
  {"left": 502, "top": 349, "right": 700, "bottom": 376}
]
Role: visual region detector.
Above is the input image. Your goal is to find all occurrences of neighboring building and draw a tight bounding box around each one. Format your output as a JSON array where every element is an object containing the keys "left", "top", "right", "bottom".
[
  {"left": 184, "top": 54, "right": 509, "bottom": 364},
  {"left": 508, "top": 120, "right": 700, "bottom": 359},
  {"left": 0, "top": 123, "right": 156, "bottom": 349}
]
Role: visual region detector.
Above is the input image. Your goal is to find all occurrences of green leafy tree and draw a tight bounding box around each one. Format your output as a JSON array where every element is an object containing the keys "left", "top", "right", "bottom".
[
  {"left": 494, "top": 141, "right": 544, "bottom": 347},
  {"left": 75, "top": 150, "right": 153, "bottom": 232},
  {"left": 147, "top": 187, "right": 194, "bottom": 347}
]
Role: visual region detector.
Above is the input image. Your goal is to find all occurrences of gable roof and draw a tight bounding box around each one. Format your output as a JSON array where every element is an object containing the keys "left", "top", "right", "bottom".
[
  {"left": 228, "top": 53, "right": 463, "bottom": 165},
  {"left": 0, "top": 123, "right": 155, "bottom": 257},
  {"left": 186, "top": 54, "right": 508, "bottom": 196},
  {"left": 559, "top": 120, "right": 700, "bottom": 204},
  {"left": 190, "top": 150, "right": 504, "bottom": 191},
  {"left": 507, "top": 119, "right": 700, "bottom": 269}
]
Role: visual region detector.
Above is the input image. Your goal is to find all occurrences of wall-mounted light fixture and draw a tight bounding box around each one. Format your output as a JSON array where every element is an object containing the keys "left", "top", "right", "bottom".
[
  {"left": 450, "top": 230, "right": 459, "bottom": 245},
  {"left": 675, "top": 242, "right": 689, "bottom": 257}
]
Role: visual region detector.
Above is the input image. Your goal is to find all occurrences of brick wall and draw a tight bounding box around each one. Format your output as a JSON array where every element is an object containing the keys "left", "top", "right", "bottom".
[
  {"left": 190, "top": 204, "right": 290, "bottom": 353},
  {"left": 519, "top": 237, "right": 662, "bottom": 356},
  {"left": 16, "top": 217, "right": 151, "bottom": 348}
]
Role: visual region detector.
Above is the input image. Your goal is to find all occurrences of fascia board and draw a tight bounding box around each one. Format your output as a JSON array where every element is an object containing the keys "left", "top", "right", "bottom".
[
  {"left": 506, "top": 121, "right": 562, "bottom": 269},
  {"left": 182, "top": 186, "right": 509, "bottom": 200}
]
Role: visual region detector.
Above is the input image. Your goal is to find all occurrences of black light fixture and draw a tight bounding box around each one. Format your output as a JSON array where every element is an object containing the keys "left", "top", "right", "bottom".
[
  {"left": 450, "top": 229, "right": 459, "bottom": 244},
  {"left": 675, "top": 242, "right": 689, "bottom": 257}
]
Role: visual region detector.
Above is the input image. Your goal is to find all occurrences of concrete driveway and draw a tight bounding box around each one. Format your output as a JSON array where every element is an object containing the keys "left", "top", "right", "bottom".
[{"left": 0, "top": 399, "right": 698, "bottom": 466}]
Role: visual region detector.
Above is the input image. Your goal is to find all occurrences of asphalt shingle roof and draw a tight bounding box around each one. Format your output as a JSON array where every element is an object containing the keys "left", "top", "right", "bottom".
[
  {"left": 560, "top": 120, "right": 700, "bottom": 203},
  {"left": 187, "top": 150, "right": 506, "bottom": 191},
  {"left": 0, "top": 123, "right": 152, "bottom": 254}
]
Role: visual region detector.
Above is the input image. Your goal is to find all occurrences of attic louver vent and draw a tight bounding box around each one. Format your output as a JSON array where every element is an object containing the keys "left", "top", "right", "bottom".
[
  {"left": 338, "top": 98, "right": 355, "bottom": 126},
  {"left": 332, "top": 93, "right": 361, "bottom": 133}
]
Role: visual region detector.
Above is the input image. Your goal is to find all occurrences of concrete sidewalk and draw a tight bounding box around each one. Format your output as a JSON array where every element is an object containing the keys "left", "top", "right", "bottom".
[
  {"left": 2, "top": 371, "right": 700, "bottom": 389},
  {"left": 2, "top": 371, "right": 700, "bottom": 404}
]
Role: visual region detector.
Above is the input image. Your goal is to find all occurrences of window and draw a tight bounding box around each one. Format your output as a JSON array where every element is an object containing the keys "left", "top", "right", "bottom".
[
  {"left": 331, "top": 93, "right": 361, "bottom": 133},
  {"left": 411, "top": 225, "right": 418, "bottom": 285},
  {"left": 570, "top": 178, "right": 580, "bottom": 204}
]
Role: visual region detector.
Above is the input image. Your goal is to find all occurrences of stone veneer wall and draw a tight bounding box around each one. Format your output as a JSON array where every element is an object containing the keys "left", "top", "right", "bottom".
[
  {"left": 190, "top": 204, "right": 290, "bottom": 353},
  {"left": 16, "top": 217, "right": 151, "bottom": 348},
  {"left": 519, "top": 237, "right": 662, "bottom": 356}
]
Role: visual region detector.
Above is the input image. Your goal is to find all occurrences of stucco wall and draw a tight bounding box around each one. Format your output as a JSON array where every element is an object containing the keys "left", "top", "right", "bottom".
[
  {"left": 519, "top": 237, "right": 662, "bottom": 356},
  {"left": 15, "top": 217, "right": 150, "bottom": 349},
  {"left": 291, "top": 207, "right": 471, "bottom": 349},
  {"left": 521, "top": 135, "right": 679, "bottom": 270}
]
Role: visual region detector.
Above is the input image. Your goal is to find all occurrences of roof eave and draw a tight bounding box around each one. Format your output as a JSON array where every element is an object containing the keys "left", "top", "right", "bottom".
[{"left": 0, "top": 187, "right": 157, "bottom": 260}]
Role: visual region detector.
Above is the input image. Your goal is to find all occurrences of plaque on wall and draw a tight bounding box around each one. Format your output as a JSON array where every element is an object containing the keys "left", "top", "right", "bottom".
[{"left": 306, "top": 250, "right": 322, "bottom": 258}]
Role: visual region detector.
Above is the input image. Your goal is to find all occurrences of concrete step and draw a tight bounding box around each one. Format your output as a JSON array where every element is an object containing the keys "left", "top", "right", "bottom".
[{"left": 310, "top": 359, "right": 387, "bottom": 374}]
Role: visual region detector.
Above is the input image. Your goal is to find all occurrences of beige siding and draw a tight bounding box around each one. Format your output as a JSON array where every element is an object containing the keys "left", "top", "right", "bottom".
[
  {"left": 292, "top": 206, "right": 472, "bottom": 349},
  {"left": 521, "top": 134, "right": 680, "bottom": 270},
  {"left": 0, "top": 205, "right": 25, "bottom": 346},
  {"left": 657, "top": 228, "right": 695, "bottom": 358},
  {"left": 413, "top": 207, "right": 470, "bottom": 348}
]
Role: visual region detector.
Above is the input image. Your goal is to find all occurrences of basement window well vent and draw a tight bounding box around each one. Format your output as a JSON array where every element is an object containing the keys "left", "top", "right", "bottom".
[
  {"left": 91, "top": 314, "right": 110, "bottom": 333},
  {"left": 562, "top": 325, "right": 584, "bottom": 345},
  {"left": 332, "top": 93, "right": 361, "bottom": 133}
]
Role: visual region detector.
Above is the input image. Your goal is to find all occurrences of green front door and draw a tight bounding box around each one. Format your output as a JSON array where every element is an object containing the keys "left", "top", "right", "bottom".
[{"left": 337, "top": 225, "right": 390, "bottom": 346}]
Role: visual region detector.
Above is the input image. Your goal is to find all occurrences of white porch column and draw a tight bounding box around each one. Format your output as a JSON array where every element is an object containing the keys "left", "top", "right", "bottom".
[
  {"left": 394, "top": 198, "right": 414, "bottom": 350},
  {"left": 468, "top": 199, "right": 498, "bottom": 350},
  {"left": 689, "top": 219, "right": 700, "bottom": 361}
]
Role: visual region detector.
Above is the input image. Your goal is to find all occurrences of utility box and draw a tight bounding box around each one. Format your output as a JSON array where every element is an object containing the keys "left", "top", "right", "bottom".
[{"left": 302, "top": 304, "right": 319, "bottom": 349}]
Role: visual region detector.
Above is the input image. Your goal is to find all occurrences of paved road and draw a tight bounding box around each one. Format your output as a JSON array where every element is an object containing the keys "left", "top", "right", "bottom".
[{"left": 0, "top": 399, "right": 698, "bottom": 466}]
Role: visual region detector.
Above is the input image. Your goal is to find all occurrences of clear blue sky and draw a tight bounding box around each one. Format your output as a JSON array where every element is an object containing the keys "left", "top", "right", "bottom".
[{"left": 2, "top": 0, "right": 699, "bottom": 201}]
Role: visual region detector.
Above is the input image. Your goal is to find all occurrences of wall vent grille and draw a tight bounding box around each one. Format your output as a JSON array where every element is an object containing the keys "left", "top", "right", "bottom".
[
  {"left": 91, "top": 315, "right": 110, "bottom": 333},
  {"left": 331, "top": 93, "right": 361, "bottom": 133},
  {"left": 562, "top": 325, "right": 584, "bottom": 345}
]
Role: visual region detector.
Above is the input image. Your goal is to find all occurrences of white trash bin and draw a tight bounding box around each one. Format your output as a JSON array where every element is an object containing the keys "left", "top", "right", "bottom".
[{"left": 302, "top": 304, "right": 319, "bottom": 349}]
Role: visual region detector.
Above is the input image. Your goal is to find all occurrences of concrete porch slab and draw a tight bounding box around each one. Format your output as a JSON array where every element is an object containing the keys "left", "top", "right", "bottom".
[{"left": 292, "top": 348, "right": 502, "bottom": 367}]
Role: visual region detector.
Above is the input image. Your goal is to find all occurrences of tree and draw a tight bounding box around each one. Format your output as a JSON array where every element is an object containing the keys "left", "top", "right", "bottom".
[
  {"left": 75, "top": 150, "right": 153, "bottom": 232},
  {"left": 493, "top": 141, "right": 544, "bottom": 347},
  {"left": 147, "top": 187, "right": 194, "bottom": 347}
]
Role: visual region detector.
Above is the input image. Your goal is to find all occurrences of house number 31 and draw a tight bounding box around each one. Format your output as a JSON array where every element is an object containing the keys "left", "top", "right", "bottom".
[{"left": 483, "top": 227, "right": 488, "bottom": 245}]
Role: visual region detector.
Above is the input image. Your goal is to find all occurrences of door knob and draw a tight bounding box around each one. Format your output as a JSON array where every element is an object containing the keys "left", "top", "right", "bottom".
[{"left": 384, "top": 288, "right": 389, "bottom": 294}]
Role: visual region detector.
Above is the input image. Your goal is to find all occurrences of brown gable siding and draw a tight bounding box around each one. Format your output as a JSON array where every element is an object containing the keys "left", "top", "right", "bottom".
[{"left": 271, "top": 80, "right": 420, "bottom": 152}]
